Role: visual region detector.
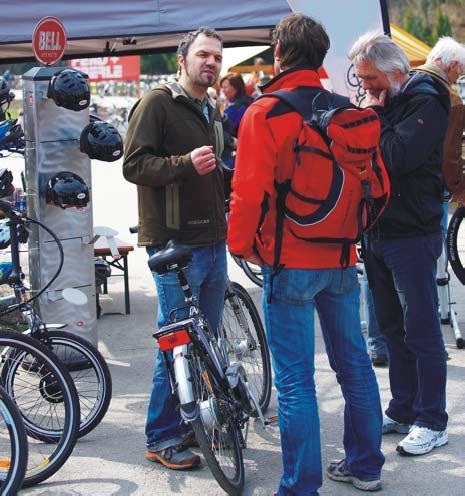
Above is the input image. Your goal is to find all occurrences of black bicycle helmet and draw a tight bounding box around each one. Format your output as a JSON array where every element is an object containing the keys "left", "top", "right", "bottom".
[
  {"left": 94, "top": 257, "right": 111, "bottom": 286},
  {"left": 0, "top": 168, "right": 14, "bottom": 198},
  {"left": 46, "top": 171, "right": 90, "bottom": 209},
  {"left": 0, "top": 78, "right": 14, "bottom": 107},
  {"left": 47, "top": 69, "right": 90, "bottom": 112},
  {"left": 80, "top": 121, "right": 123, "bottom": 162}
]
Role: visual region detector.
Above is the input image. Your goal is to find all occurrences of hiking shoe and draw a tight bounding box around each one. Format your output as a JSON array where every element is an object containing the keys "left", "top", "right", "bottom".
[
  {"left": 397, "top": 426, "right": 448, "bottom": 456},
  {"left": 382, "top": 414, "right": 411, "bottom": 434},
  {"left": 145, "top": 444, "right": 201, "bottom": 470},
  {"left": 327, "top": 460, "right": 382, "bottom": 492}
]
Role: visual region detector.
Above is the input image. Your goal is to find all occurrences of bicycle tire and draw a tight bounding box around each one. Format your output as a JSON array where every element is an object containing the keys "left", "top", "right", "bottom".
[
  {"left": 44, "top": 331, "right": 112, "bottom": 438},
  {"left": 446, "top": 206, "right": 465, "bottom": 284},
  {"left": 0, "top": 331, "right": 80, "bottom": 486},
  {"left": 0, "top": 385, "right": 28, "bottom": 495},
  {"left": 231, "top": 255, "right": 263, "bottom": 288},
  {"left": 222, "top": 282, "right": 272, "bottom": 414},
  {"left": 189, "top": 351, "right": 244, "bottom": 495}
]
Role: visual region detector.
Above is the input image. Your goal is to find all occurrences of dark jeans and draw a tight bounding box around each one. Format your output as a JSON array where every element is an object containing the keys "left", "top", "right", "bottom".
[{"left": 367, "top": 233, "right": 448, "bottom": 431}]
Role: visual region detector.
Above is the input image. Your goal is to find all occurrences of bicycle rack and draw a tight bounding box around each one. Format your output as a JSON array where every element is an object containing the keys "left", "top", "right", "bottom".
[{"left": 437, "top": 244, "right": 464, "bottom": 349}]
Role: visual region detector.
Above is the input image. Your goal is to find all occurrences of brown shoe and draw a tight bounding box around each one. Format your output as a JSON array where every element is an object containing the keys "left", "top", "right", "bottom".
[{"left": 145, "top": 444, "right": 201, "bottom": 470}]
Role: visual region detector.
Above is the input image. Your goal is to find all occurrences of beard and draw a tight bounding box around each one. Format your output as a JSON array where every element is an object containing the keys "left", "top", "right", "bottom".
[
  {"left": 184, "top": 60, "right": 218, "bottom": 88},
  {"left": 387, "top": 75, "right": 402, "bottom": 97}
]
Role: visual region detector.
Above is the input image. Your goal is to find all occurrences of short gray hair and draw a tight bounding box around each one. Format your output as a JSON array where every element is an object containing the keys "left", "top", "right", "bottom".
[
  {"left": 348, "top": 32, "right": 410, "bottom": 75},
  {"left": 427, "top": 36, "right": 465, "bottom": 70}
]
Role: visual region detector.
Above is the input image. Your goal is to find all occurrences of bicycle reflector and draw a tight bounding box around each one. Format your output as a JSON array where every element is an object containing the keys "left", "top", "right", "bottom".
[{"left": 157, "top": 329, "right": 191, "bottom": 351}]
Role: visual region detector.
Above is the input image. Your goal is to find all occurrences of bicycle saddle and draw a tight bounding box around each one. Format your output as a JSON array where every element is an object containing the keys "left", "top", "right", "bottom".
[{"left": 148, "top": 240, "right": 192, "bottom": 275}]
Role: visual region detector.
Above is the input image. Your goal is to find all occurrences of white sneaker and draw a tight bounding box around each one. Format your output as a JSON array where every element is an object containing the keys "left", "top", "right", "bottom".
[
  {"left": 397, "top": 426, "right": 448, "bottom": 455},
  {"left": 382, "top": 414, "right": 411, "bottom": 434}
]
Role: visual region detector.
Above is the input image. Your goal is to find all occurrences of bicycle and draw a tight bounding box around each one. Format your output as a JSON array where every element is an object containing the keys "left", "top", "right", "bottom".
[
  {"left": 0, "top": 384, "right": 28, "bottom": 494},
  {"left": 129, "top": 224, "right": 272, "bottom": 413},
  {"left": 148, "top": 241, "right": 272, "bottom": 495},
  {"left": 0, "top": 330, "right": 80, "bottom": 486},
  {"left": 0, "top": 196, "right": 112, "bottom": 438}
]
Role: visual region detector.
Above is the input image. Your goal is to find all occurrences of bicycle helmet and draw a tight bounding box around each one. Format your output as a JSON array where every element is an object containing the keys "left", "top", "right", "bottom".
[
  {"left": 79, "top": 121, "right": 123, "bottom": 162},
  {"left": 46, "top": 171, "right": 90, "bottom": 209},
  {"left": 0, "top": 219, "right": 10, "bottom": 249},
  {"left": 0, "top": 168, "right": 14, "bottom": 198},
  {"left": 0, "top": 120, "right": 24, "bottom": 152},
  {"left": 0, "top": 78, "right": 14, "bottom": 107},
  {"left": 47, "top": 69, "right": 90, "bottom": 112},
  {"left": 94, "top": 257, "right": 111, "bottom": 286}
]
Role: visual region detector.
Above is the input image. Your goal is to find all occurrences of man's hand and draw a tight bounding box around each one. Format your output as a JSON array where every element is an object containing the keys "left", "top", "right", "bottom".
[
  {"left": 191, "top": 145, "right": 217, "bottom": 176},
  {"left": 360, "top": 89, "right": 387, "bottom": 108}
]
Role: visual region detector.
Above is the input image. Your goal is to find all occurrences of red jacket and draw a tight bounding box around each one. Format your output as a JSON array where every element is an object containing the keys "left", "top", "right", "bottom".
[{"left": 227, "top": 68, "right": 357, "bottom": 269}]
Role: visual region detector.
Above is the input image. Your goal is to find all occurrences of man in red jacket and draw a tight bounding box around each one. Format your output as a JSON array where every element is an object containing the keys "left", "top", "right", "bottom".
[{"left": 227, "top": 13, "right": 384, "bottom": 495}]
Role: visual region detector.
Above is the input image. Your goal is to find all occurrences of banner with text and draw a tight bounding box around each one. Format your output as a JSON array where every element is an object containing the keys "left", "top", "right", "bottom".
[{"left": 68, "top": 56, "right": 140, "bottom": 81}]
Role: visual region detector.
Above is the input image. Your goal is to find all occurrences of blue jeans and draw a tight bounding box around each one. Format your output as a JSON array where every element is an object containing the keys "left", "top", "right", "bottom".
[
  {"left": 367, "top": 233, "right": 448, "bottom": 431},
  {"left": 262, "top": 265, "right": 384, "bottom": 496},
  {"left": 362, "top": 270, "right": 387, "bottom": 357},
  {"left": 145, "top": 240, "right": 227, "bottom": 451}
]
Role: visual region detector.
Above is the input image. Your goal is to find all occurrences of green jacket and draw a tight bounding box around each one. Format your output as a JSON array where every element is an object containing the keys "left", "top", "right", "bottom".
[{"left": 123, "top": 81, "right": 226, "bottom": 246}]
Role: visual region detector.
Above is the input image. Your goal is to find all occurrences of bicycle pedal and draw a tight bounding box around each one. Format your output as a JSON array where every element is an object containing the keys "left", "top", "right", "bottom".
[{"left": 264, "top": 415, "right": 278, "bottom": 426}]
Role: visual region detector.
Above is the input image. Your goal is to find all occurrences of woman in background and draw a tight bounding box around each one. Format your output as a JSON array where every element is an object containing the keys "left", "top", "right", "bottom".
[{"left": 220, "top": 72, "right": 252, "bottom": 171}]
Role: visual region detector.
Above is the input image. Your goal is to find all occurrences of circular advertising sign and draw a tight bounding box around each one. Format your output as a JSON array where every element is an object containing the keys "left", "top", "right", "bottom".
[{"left": 32, "top": 16, "right": 67, "bottom": 66}]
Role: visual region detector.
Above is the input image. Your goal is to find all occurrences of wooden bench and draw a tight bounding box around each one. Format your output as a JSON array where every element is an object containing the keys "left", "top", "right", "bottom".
[{"left": 94, "top": 236, "right": 134, "bottom": 315}]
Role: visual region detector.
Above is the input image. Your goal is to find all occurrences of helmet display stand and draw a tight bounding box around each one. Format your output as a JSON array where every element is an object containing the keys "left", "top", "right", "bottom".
[{"left": 23, "top": 66, "right": 97, "bottom": 346}]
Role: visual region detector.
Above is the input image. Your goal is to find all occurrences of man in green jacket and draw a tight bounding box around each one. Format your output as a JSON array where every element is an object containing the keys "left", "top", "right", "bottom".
[{"left": 123, "top": 27, "right": 226, "bottom": 470}]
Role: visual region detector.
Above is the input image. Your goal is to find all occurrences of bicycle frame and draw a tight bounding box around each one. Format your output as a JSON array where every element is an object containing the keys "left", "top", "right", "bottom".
[{"left": 154, "top": 266, "right": 233, "bottom": 423}]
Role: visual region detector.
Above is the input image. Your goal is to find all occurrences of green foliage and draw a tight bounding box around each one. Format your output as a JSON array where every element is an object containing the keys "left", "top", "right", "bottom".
[
  {"left": 391, "top": 0, "right": 455, "bottom": 45},
  {"left": 141, "top": 53, "right": 178, "bottom": 75},
  {"left": 435, "top": 7, "right": 453, "bottom": 40}
]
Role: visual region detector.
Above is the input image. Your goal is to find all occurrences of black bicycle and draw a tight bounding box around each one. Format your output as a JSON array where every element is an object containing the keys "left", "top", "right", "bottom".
[
  {"left": 148, "top": 241, "right": 271, "bottom": 495},
  {"left": 0, "top": 330, "right": 80, "bottom": 486},
  {"left": 0, "top": 198, "right": 112, "bottom": 438}
]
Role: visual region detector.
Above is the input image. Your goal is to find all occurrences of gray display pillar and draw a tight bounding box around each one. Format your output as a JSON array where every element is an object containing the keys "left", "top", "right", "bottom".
[{"left": 23, "top": 67, "right": 97, "bottom": 346}]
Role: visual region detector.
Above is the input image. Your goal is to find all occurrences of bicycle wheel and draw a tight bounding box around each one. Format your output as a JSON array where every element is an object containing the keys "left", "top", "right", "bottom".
[
  {"left": 231, "top": 255, "right": 263, "bottom": 288},
  {"left": 189, "top": 350, "right": 244, "bottom": 495},
  {"left": 44, "top": 331, "right": 112, "bottom": 438},
  {"left": 0, "top": 331, "right": 80, "bottom": 486},
  {"left": 222, "top": 282, "right": 272, "bottom": 414},
  {"left": 0, "top": 385, "right": 28, "bottom": 495},
  {"left": 447, "top": 206, "right": 465, "bottom": 284}
]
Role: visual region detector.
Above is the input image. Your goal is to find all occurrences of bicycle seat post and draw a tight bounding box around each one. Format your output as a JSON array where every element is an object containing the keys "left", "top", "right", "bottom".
[{"left": 175, "top": 265, "right": 194, "bottom": 303}]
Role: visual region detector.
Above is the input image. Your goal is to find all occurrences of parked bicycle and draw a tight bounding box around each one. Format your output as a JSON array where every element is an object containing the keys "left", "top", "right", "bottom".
[
  {"left": 128, "top": 225, "right": 272, "bottom": 417},
  {"left": 148, "top": 241, "right": 274, "bottom": 495},
  {"left": 0, "top": 196, "right": 112, "bottom": 438},
  {"left": 0, "top": 330, "right": 80, "bottom": 486}
]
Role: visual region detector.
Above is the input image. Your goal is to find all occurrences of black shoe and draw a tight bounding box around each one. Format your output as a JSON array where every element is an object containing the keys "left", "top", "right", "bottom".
[{"left": 145, "top": 443, "right": 201, "bottom": 470}]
